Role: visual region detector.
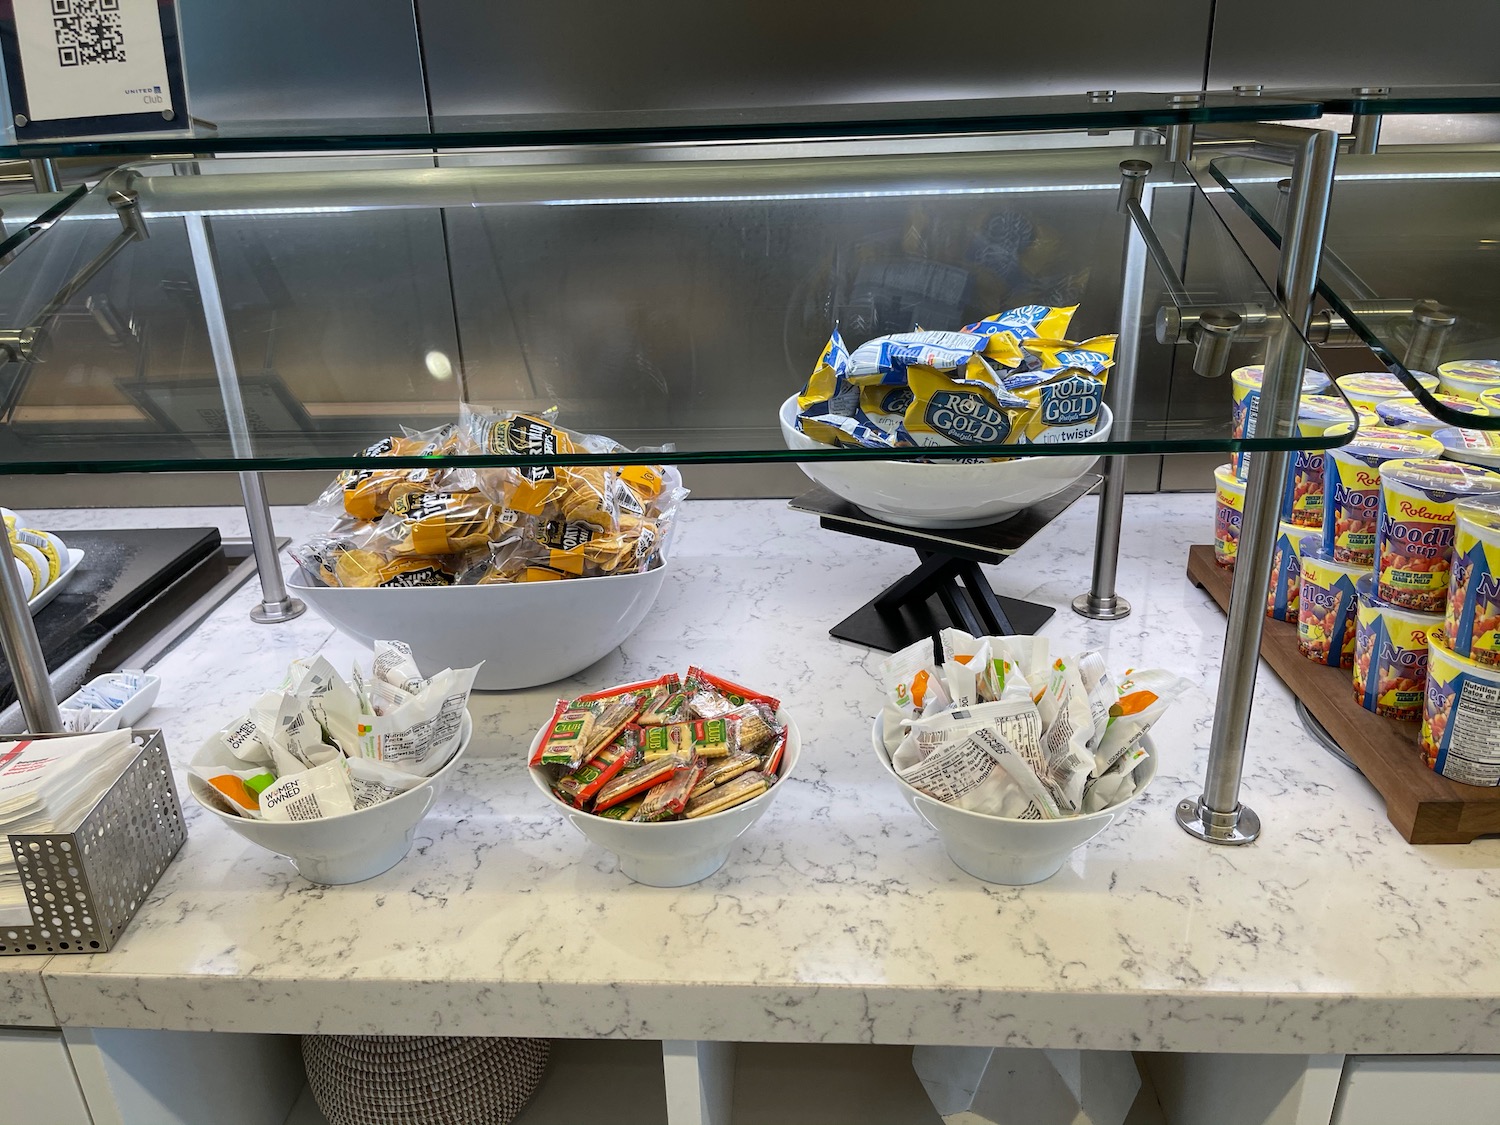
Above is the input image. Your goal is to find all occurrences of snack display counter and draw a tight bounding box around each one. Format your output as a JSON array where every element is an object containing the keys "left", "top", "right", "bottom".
[{"left": 1, "top": 90, "right": 1499, "bottom": 1124}]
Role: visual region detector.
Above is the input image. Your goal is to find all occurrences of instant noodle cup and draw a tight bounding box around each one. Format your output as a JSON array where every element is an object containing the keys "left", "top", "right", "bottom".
[
  {"left": 1337, "top": 371, "right": 1440, "bottom": 413},
  {"left": 1267, "top": 521, "right": 1307, "bottom": 622},
  {"left": 1438, "top": 359, "right": 1500, "bottom": 401},
  {"left": 1275, "top": 396, "right": 1370, "bottom": 527},
  {"left": 1375, "top": 458, "right": 1500, "bottom": 613},
  {"left": 1231, "top": 364, "right": 1333, "bottom": 440},
  {"left": 1375, "top": 393, "right": 1494, "bottom": 435},
  {"left": 1298, "top": 542, "right": 1365, "bottom": 668},
  {"left": 1420, "top": 628, "right": 1500, "bottom": 785},
  {"left": 1213, "top": 464, "right": 1246, "bottom": 568},
  {"left": 1478, "top": 386, "right": 1500, "bottom": 414},
  {"left": 1231, "top": 378, "right": 1346, "bottom": 481},
  {"left": 1323, "top": 428, "right": 1443, "bottom": 563},
  {"left": 1446, "top": 497, "right": 1500, "bottom": 667},
  {"left": 1433, "top": 426, "right": 1500, "bottom": 471},
  {"left": 1353, "top": 574, "right": 1441, "bottom": 720}
]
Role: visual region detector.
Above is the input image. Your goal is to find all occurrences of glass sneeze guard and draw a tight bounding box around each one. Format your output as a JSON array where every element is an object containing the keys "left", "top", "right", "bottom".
[{"left": 0, "top": 144, "right": 1357, "bottom": 476}]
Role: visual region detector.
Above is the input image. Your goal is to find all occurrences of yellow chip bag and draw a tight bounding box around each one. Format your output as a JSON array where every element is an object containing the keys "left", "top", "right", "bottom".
[{"left": 903, "top": 365, "right": 1025, "bottom": 447}]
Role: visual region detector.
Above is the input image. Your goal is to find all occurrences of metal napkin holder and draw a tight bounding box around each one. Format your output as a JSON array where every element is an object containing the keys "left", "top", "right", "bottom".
[{"left": 0, "top": 729, "right": 185, "bottom": 955}]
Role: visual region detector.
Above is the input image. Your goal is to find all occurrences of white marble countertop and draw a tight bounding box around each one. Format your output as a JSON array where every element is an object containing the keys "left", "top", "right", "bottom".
[{"left": 16, "top": 495, "right": 1500, "bottom": 1052}]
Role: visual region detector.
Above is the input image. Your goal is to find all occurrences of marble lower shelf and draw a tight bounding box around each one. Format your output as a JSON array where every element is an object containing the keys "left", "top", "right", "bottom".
[{"left": 24, "top": 496, "right": 1500, "bottom": 1054}]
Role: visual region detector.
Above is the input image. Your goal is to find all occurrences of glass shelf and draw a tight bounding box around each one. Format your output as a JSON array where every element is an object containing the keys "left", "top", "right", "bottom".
[
  {"left": 0, "top": 143, "right": 1359, "bottom": 475},
  {"left": 1210, "top": 150, "right": 1500, "bottom": 430},
  {"left": 0, "top": 91, "right": 1325, "bottom": 159},
  {"left": 1264, "top": 85, "right": 1500, "bottom": 118}
]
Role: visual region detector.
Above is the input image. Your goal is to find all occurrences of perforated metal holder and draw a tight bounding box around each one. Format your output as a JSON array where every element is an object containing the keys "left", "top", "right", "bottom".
[{"left": 0, "top": 730, "right": 185, "bottom": 955}]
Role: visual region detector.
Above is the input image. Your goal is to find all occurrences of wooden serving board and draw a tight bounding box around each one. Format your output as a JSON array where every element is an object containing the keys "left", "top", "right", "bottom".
[{"left": 1187, "top": 544, "right": 1500, "bottom": 844}]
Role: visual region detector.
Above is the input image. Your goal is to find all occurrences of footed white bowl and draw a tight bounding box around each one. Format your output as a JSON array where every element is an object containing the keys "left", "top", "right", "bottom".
[
  {"left": 779, "top": 395, "right": 1109, "bottom": 529},
  {"left": 872, "top": 715, "right": 1156, "bottom": 885},
  {"left": 529, "top": 711, "right": 801, "bottom": 887},
  {"left": 187, "top": 712, "right": 471, "bottom": 885}
]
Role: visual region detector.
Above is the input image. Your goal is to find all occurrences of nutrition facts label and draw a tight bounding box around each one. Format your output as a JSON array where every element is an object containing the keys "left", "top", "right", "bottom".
[{"left": 1443, "top": 680, "right": 1500, "bottom": 786}]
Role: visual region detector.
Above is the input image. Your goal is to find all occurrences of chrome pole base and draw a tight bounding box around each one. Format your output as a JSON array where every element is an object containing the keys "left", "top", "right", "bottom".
[
  {"left": 250, "top": 596, "right": 306, "bottom": 625},
  {"left": 1072, "top": 592, "right": 1132, "bottom": 621},
  {"left": 1176, "top": 797, "right": 1261, "bottom": 845}
]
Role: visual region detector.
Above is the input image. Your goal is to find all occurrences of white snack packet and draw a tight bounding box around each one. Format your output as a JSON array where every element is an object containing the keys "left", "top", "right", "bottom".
[
  {"left": 1082, "top": 744, "right": 1150, "bottom": 814},
  {"left": 189, "top": 765, "right": 275, "bottom": 820},
  {"left": 271, "top": 694, "right": 337, "bottom": 767},
  {"left": 1038, "top": 658, "right": 1095, "bottom": 813},
  {"left": 879, "top": 637, "right": 950, "bottom": 754},
  {"left": 1093, "top": 669, "right": 1190, "bottom": 776},
  {"left": 942, "top": 635, "right": 994, "bottom": 708},
  {"left": 290, "top": 655, "right": 362, "bottom": 755},
  {"left": 373, "top": 639, "right": 425, "bottom": 694},
  {"left": 424, "top": 664, "right": 480, "bottom": 774},
  {"left": 901, "top": 698, "right": 1045, "bottom": 774},
  {"left": 1076, "top": 650, "right": 1118, "bottom": 752},
  {"left": 358, "top": 678, "right": 446, "bottom": 770},
  {"left": 346, "top": 758, "right": 426, "bottom": 810},
  {"left": 370, "top": 677, "right": 416, "bottom": 718},
  {"left": 991, "top": 634, "right": 1051, "bottom": 692},
  {"left": 214, "top": 693, "right": 283, "bottom": 766},
  {"left": 260, "top": 757, "right": 358, "bottom": 822},
  {"left": 896, "top": 724, "right": 1058, "bottom": 819}
]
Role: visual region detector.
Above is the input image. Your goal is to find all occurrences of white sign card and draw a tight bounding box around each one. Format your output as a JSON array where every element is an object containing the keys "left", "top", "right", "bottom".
[{"left": 11, "top": 0, "right": 170, "bottom": 123}]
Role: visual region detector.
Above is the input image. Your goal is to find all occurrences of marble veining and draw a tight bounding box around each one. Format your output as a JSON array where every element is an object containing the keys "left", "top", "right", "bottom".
[{"left": 19, "top": 495, "right": 1500, "bottom": 1051}]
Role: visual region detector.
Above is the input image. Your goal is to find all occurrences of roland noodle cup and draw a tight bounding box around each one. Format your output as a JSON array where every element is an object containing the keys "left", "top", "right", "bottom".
[
  {"left": 1213, "top": 464, "right": 1244, "bottom": 568},
  {"left": 1336, "top": 371, "right": 1440, "bottom": 414},
  {"left": 1266, "top": 520, "right": 1307, "bottom": 623},
  {"left": 1446, "top": 497, "right": 1500, "bottom": 666},
  {"left": 1420, "top": 628, "right": 1500, "bottom": 785},
  {"left": 1352, "top": 575, "right": 1440, "bottom": 721},
  {"left": 1298, "top": 542, "right": 1366, "bottom": 668},
  {"left": 1230, "top": 366, "right": 1334, "bottom": 479},
  {"left": 1374, "top": 458, "right": 1500, "bottom": 613},
  {"left": 1323, "top": 427, "right": 1443, "bottom": 564},
  {"left": 1375, "top": 393, "right": 1495, "bottom": 435},
  {"left": 1275, "top": 397, "right": 1368, "bottom": 529},
  {"left": 1437, "top": 359, "right": 1500, "bottom": 402}
]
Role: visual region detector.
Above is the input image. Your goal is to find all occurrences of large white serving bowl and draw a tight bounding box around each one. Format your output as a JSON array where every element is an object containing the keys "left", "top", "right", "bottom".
[
  {"left": 872, "top": 715, "right": 1157, "bottom": 885},
  {"left": 187, "top": 712, "right": 471, "bottom": 885},
  {"left": 778, "top": 394, "right": 1110, "bottom": 529},
  {"left": 287, "top": 472, "right": 682, "bottom": 692},
  {"left": 529, "top": 711, "right": 801, "bottom": 887}
]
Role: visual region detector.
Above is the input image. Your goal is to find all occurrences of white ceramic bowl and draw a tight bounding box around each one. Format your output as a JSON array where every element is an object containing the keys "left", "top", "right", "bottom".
[
  {"left": 529, "top": 711, "right": 801, "bottom": 887},
  {"left": 187, "top": 712, "right": 471, "bottom": 885},
  {"left": 872, "top": 715, "right": 1157, "bottom": 885},
  {"left": 778, "top": 395, "right": 1110, "bottom": 529},
  {"left": 288, "top": 480, "right": 682, "bottom": 692}
]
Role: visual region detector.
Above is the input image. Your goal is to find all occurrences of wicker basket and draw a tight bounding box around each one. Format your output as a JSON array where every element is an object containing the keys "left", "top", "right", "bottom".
[{"left": 302, "top": 1034, "right": 551, "bottom": 1125}]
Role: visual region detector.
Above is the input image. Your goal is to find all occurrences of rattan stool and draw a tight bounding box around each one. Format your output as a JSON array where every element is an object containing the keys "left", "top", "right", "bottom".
[{"left": 302, "top": 1034, "right": 551, "bottom": 1125}]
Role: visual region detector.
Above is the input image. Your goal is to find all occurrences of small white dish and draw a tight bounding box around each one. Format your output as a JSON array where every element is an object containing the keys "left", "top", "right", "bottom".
[
  {"left": 778, "top": 396, "right": 1109, "bottom": 529},
  {"left": 187, "top": 711, "right": 471, "bottom": 885},
  {"left": 529, "top": 710, "right": 801, "bottom": 887},
  {"left": 59, "top": 670, "right": 161, "bottom": 732},
  {"left": 872, "top": 715, "right": 1157, "bottom": 885}
]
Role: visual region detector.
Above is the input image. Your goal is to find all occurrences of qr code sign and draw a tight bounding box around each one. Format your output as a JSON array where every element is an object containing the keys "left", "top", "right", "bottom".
[{"left": 52, "top": 0, "right": 126, "bottom": 68}]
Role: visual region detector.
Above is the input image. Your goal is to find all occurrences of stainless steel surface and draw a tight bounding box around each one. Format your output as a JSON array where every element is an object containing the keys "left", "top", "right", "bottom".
[
  {"left": 1191, "top": 308, "right": 1241, "bottom": 378},
  {"left": 0, "top": 510, "right": 62, "bottom": 732},
  {"left": 1185, "top": 120, "right": 1339, "bottom": 844},
  {"left": 27, "top": 159, "right": 57, "bottom": 194},
  {"left": 177, "top": 0, "right": 428, "bottom": 125},
  {"left": 1405, "top": 299, "right": 1457, "bottom": 374},
  {"left": 0, "top": 731, "right": 185, "bottom": 955},
  {"left": 184, "top": 212, "right": 305, "bottom": 622},
  {"left": 1350, "top": 114, "right": 1383, "bottom": 156},
  {"left": 1077, "top": 161, "right": 1151, "bottom": 621},
  {"left": 417, "top": 0, "right": 1212, "bottom": 117}
]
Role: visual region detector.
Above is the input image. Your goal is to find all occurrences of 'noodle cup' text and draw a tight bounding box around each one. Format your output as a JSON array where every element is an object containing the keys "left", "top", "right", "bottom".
[
  {"left": 1323, "top": 428, "right": 1443, "bottom": 565},
  {"left": 1353, "top": 574, "right": 1441, "bottom": 721}
]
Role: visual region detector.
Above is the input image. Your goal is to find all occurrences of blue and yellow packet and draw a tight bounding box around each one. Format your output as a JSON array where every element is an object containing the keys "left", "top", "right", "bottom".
[
  {"left": 903, "top": 365, "right": 1025, "bottom": 447},
  {"left": 962, "top": 304, "right": 1077, "bottom": 345}
]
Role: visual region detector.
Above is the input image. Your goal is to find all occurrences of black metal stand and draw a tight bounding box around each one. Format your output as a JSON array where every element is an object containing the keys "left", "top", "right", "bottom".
[{"left": 788, "top": 476, "right": 1097, "bottom": 653}]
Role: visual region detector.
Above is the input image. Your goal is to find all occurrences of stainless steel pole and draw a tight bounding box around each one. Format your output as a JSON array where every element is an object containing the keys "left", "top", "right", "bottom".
[
  {"left": 27, "top": 159, "right": 58, "bottom": 194},
  {"left": 1177, "top": 122, "right": 1339, "bottom": 845},
  {"left": 1350, "top": 87, "right": 1389, "bottom": 156},
  {"left": 183, "top": 214, "right": 305, "bottom": 624},
  {"left": 1074, "top": 159, "right": 1151, "bottom": 622},
  {"left": 0, "top": 526, "right": 62, "bottom": 732}
]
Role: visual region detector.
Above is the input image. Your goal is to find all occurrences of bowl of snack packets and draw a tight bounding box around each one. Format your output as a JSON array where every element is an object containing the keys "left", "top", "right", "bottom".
[
  {"left": 872, "top": 629, "right": 1183, "bottom": 885},
  {"left": 188, "top": 641, "right": 476, "bottom": 885},
  {"left": 780, "top": 304, "right": 1116, "bottom": 529},
  {"left": 290, "top": 405, "right": 688, "bottom": 691},
  {"left": 528, "top": 668, "right": 798, "bottom": 887}
]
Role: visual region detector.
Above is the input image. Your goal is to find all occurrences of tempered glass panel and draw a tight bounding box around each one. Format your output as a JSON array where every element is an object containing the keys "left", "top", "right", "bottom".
[
  {"left": 0, "top": 146, "right": 1357, "bottom": 474},
  {"left": 1271, "top": 85, "right": 1500, "bottom": 117},
  {"left": 1211, "top": 151, "right": 1500, "bottom": 430},
  {"left": 0, "top": 186, "right": 87, "bottom": 262},
  {"left": 0, "top": 92, "right": 1323, "bottom": 159}
]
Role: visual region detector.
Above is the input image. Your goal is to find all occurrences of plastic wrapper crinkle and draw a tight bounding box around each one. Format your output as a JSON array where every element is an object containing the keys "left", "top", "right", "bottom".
[
  {"left": 193, "top": 642, "right": 477, "bottom": 823},
  {"left": 292, "top": 407, "right": 687, "bottom": 588},
  {"left": 880, "top": 628, "right": 1184, "bottom": 819},
  {"left": 793, "top": 304, "right": 1116, "bottom": 459}
]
